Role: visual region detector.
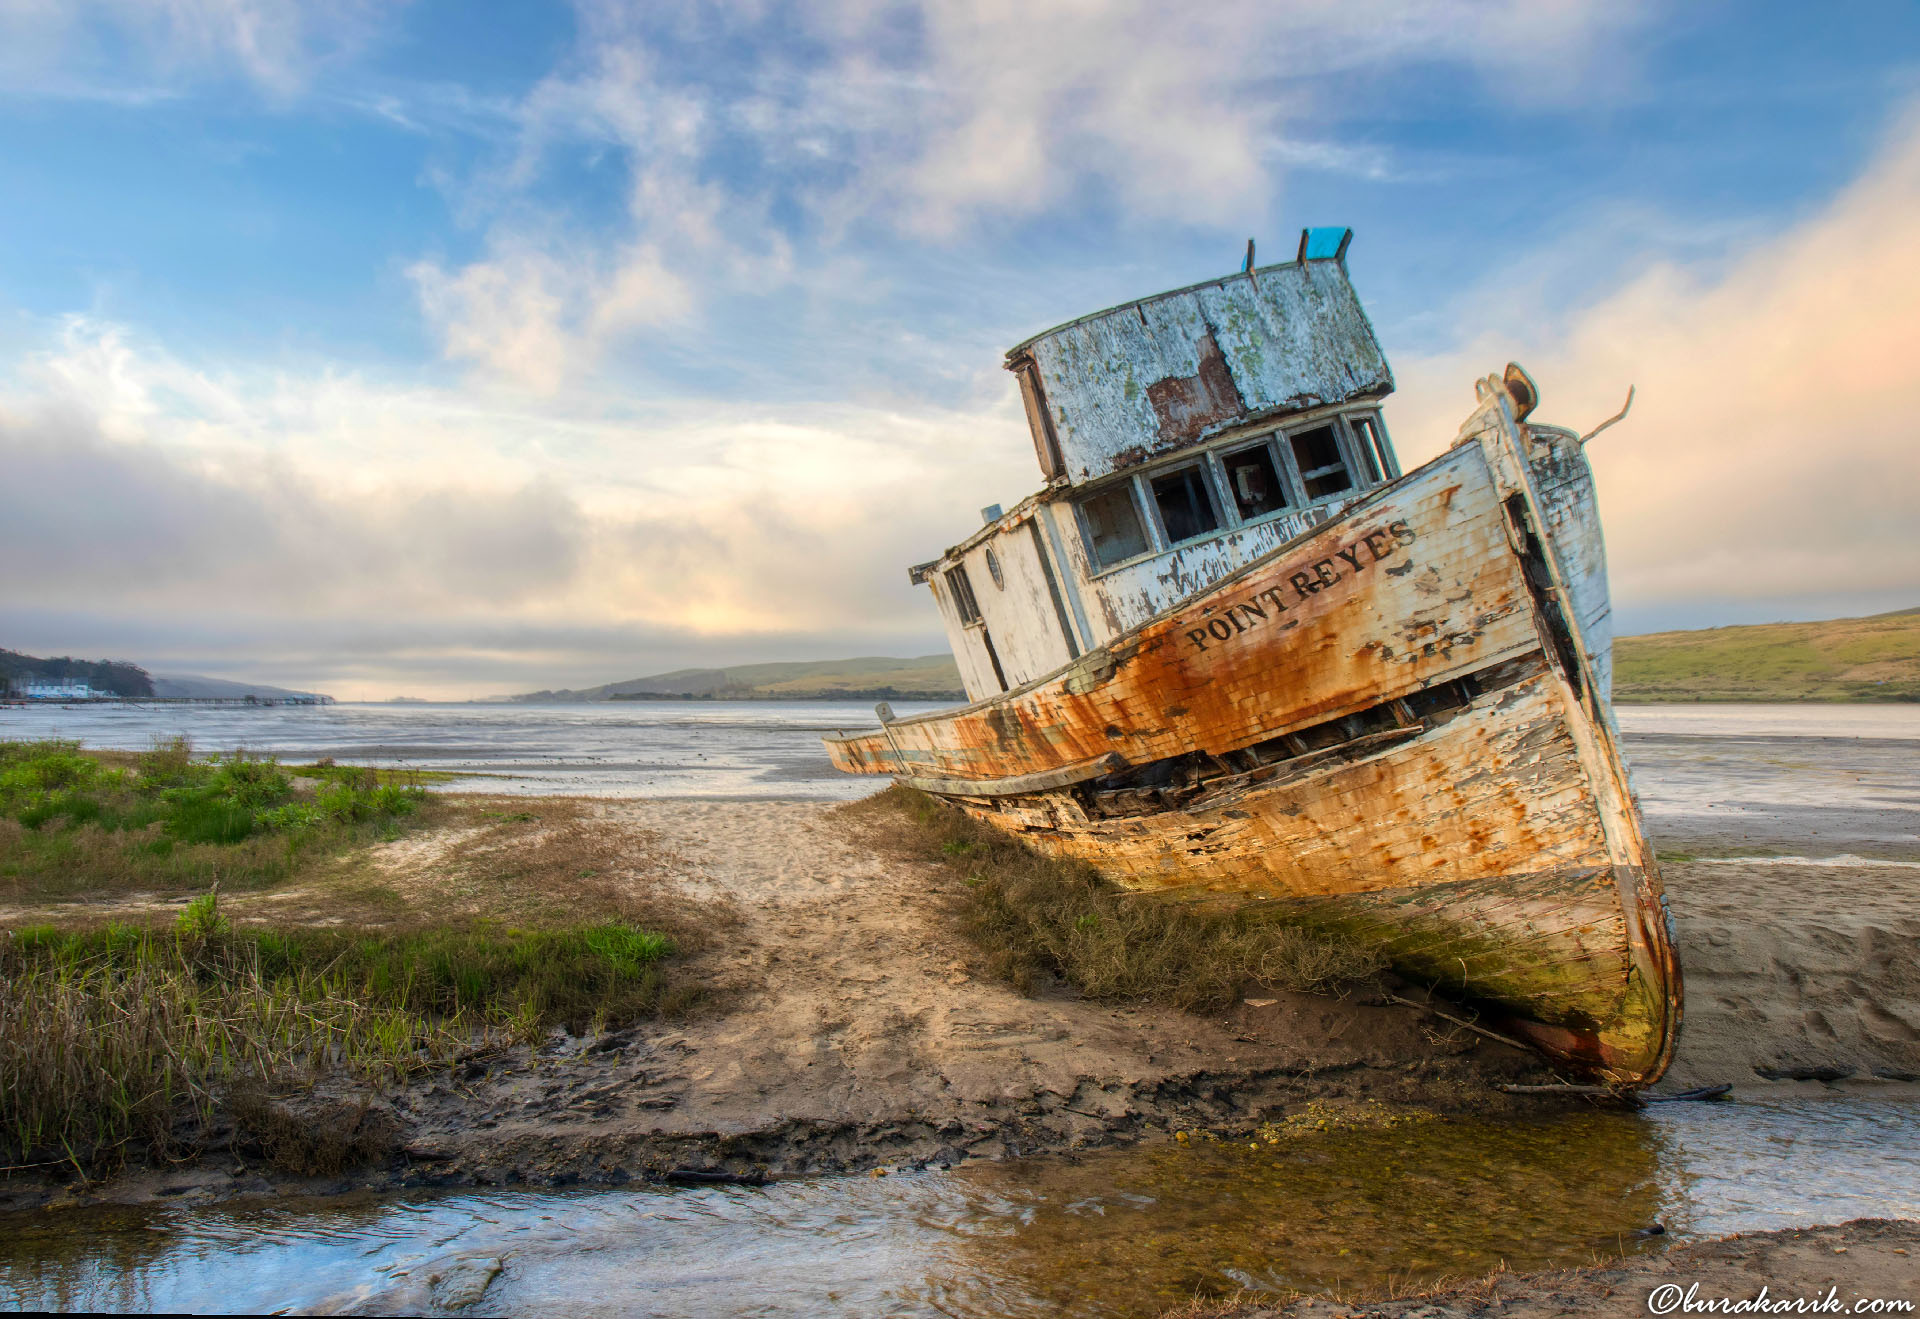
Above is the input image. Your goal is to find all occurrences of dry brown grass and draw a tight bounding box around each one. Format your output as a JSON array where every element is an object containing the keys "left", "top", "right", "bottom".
[
  {"left": 1, "top": 921, "right": 469, "bottom": 1177},
  {"left": 296, "top": 796, "right": 736, "bottom": 952},
  {"left": 845, "top": 785, "right": 1384, "bottom": 1013}
]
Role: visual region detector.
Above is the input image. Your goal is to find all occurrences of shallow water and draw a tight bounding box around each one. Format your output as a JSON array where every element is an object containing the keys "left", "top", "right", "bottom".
[
  {"left": 1615, "top": 706, "right": 1920, "bottom": 858},
  {"left": 7, "top": 700, "right": 1918, "bottom": 810},
  {"left": 0, "top": 700, "right": 950, "bottom": 799},
  {"left": 2, "top": 1096, "right": 1915, "bottom": 1316}
]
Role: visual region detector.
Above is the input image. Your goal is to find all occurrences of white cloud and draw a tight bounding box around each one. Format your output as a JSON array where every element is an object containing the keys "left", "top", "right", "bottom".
[
  {"left": 408, "top": 0, "right": 1654, "bottom": 391},
  {"left": 0, "top": 315, "right": 1036, "bottom": 693},
  {"left": 1384, "top": 109, "right": 1920, "bottom": 623}
]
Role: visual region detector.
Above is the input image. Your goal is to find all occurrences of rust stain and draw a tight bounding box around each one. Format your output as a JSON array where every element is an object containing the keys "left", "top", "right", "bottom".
[
  {"left": 1145, "top": 332, "right": 1245, "bottom": 445},
  {"left": 832, "top": 260, "right": 1679, "bottom": 1086}
]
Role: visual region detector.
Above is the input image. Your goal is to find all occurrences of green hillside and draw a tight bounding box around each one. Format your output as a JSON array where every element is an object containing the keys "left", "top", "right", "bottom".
[
  {"left": 1614, "top": 607, "right": 1920, "bottom": 702},
  {"left": 513, "top": 655, "right": 965, "bottom": 702}
]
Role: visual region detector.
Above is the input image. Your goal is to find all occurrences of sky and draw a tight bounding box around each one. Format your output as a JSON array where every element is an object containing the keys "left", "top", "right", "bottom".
[{"left": 1, "top": 0, "right": 1917, "bottom": 699}]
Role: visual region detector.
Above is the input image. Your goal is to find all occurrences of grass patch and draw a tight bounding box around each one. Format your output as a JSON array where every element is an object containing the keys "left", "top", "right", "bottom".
[
  {"left": 1, "top": 893, "right": 685, "bottom": 1177},
  {"left": 0, "top": 738, "right": 439, "bottom": 901},
  {"left": 849, "top": 785, "right": 1384, "bottom": 1013},
  {"left": 1614, "top": 606, "right": 1920, "bottom": 702},
  {"left": 289, "top": 758, "right": 463, "bottom": 786}
]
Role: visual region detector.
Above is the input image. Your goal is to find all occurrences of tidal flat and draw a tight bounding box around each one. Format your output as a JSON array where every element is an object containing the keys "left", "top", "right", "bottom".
[{"left": 0, "top": 701, "right": 1915, "bottom": 1315}]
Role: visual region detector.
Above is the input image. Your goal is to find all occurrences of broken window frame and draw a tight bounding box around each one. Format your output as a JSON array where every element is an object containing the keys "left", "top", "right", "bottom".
[
  {"left": 1070, "top": 404, "right": 1389, "bottom": 579},
  {"left": 1343, "top": 410, "right": 1399, "bottom": 483},
  {"left": 1210, "top": 435, "right": 1297, "bottom": 529},
  {"left": 1073, "top": 479, "right": 1156, "bottom": 574},
  {"left": 944, "top": 564, "right": 983, "bottom": 626},
  {"left": 1145, "top": 460, "right": 1224, "bottom": 549},
  {"left": 1283, "top": 420, "right": 1357, "bottom": 503}
]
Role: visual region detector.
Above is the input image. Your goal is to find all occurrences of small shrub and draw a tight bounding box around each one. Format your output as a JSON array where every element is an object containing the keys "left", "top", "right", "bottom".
[
  {"left": 175, "top": 888, "right": 231, "bottom": 941},
  {"left": 137, "top": 736, "right": 196, "bottom": 789},
  {"left": 206, "top": 752, "right": 293, "bottom": 809}
]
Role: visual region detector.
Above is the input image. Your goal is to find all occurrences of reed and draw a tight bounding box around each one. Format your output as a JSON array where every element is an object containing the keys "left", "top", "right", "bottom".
[
  {"left": 849, "top": 785, "right": 1384, "bottom": 1011},
  {"left": 1, "top": 895, "right": 679, "bottom": 1177}
]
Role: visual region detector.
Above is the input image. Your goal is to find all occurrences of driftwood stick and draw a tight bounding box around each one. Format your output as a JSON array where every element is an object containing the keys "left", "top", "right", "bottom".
[
  {"left": 1383, "top": 992, "right": 1529, "bottom": 1053},
  {"left": 1495, "top": 1083, "right": 1622, "bottom": 1096},
  {"left": 1645, "top": 1083, "right": 1734, "bottom": 1103}
]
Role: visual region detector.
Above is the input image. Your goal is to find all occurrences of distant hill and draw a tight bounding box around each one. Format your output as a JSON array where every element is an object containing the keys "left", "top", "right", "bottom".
[
  {"left": 1, "top": 649, "right": 153, "bottom": 697},
  {"left": 151, "top": 674, "right": 331, "bottom": 702},
  {"left": 513, "top": 655, "right": 966, "bottom": 703},
  {"left": 1615, "top": 607, "right": 1920, "bottom": 702}
]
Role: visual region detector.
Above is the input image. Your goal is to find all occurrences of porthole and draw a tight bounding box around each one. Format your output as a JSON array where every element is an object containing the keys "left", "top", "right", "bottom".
[{"left": 985, "top": 547, "right": 1005, "bottom": 589}]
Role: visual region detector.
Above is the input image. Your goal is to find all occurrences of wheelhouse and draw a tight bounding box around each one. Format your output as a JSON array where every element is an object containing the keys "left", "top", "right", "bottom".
[{"left": 913, "top": 229, "right": 1404, "bottom": 702}]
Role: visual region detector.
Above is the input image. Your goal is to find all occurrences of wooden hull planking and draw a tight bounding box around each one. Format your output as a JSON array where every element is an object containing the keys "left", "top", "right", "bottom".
[{"left": 827, "top": 380, "right": 1681, "bottom": 1086}]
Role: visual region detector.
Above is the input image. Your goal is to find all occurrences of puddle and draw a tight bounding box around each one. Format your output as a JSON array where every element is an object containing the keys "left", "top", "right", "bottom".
[{"left": 2, "top": 1096, "right": 1915, "bottom": 1316}]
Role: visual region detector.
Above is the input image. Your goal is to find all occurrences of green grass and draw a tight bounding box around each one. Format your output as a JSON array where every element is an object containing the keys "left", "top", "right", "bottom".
[
  {"left": 290, "top": 760, "right": 462, "bottom": 786},
  {"left": 0, "top": 738, "right": 435, "bottom": 899},
  {"left": 0, "top": 740, "right": 715, "bottom": 1182},
  {"left": 1615, "top": 606, "right": 1920, "bottom": 703},
  {"left": 1, "top": 895, "right": 680, "bottom": 1177},
  {"left": 851, "top": 785, "right": 1384, "bottom": 1013}
]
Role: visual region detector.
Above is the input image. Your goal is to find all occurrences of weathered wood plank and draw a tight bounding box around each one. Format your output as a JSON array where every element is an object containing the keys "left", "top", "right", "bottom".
[
  {"left": 946, "top": 670, "right": 1668, "bottom": 1078},
  {"left": 1023, "top": 259, "right": 1392, "bottom": 483},
  {"left": 825, "top": 441, "right": 1536, "bottom": 782},
  {"left": 966, "top": 673, "right": 1606, "bottom": 900},
  {"left": 895, "top": 751, "right": 1129, "bottom": 799}
]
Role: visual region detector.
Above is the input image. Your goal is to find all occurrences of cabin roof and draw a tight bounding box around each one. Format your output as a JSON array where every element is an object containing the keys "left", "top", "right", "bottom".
[
  {"left": 1002, "top": 228, "right": 1358, "bottom": 361},
  {"left": 1001, "top": 229, "right": 1392, "bottom": 488}
]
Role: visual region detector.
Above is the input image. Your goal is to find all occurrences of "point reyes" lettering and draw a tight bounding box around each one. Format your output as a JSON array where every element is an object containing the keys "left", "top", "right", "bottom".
[{"left": 1183, "top": 519, "right": 1416, "bottom": 652}]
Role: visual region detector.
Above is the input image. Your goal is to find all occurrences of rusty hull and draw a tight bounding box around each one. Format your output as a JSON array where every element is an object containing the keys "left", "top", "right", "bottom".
[{"left": 826, "top": 375, "right": 1681, "bottom": 1087}]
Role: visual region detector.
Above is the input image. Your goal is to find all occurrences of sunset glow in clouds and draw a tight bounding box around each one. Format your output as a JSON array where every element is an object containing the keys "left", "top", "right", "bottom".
[{"left": 2, "top": 1, "right": 1917, "bottom": 696}]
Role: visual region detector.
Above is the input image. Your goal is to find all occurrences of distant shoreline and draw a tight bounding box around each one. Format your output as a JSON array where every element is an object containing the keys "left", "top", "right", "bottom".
[{"left": 1, "top": 695, "right": 334, "bottom": 708}]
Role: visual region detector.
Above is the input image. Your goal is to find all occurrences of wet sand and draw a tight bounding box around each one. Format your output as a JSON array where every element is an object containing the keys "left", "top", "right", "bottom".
[{"left": 1625, "top": 718, "right": 1920, "bottom": 1090}]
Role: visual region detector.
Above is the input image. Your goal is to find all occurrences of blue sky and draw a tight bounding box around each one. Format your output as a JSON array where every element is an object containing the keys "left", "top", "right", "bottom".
[{"left": 2, "top": 0, "right": 1918, "bottom": 696}]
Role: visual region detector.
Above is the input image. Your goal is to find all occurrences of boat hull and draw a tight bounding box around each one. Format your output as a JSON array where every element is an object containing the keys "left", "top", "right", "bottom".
[{"left": 828, "top": 382, "right": 1681, "bottom": 1086}]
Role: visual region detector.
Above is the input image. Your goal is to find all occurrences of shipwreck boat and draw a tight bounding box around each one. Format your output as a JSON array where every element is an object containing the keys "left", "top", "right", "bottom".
[{"left": 824, "top": 229, "right": 1681, "bottom": 1087}]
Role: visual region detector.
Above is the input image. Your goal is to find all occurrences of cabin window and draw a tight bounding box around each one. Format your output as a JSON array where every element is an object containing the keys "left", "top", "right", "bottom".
[
  {"left": 945, "top": 565, "right": 982, "bottom": 625},
  {"left": 1347, "top": 414, "right": 1385, "bottom": 484},
  {"left": 984, "top": 546, "right": 1004, "bottom": 588},
  {"left": 1221, "top": 441, "right": 1290, "bottom": 520},
  {"left": 1148, "top": 463, "right": 1221, "bottom": 545},
  {"left": 1078, "top": 484, "right": 1149, "bottom": 570},
  {"left": 1289, "top": 424, "right": 1353, "bottom": 501}
]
